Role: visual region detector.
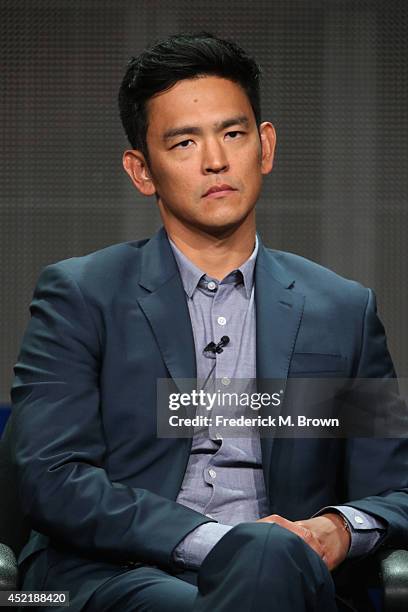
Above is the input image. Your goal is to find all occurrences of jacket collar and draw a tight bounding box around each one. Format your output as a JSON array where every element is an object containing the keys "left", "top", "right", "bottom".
[{"left": 137, "top": 226, "right": 304, "bottom": 381}]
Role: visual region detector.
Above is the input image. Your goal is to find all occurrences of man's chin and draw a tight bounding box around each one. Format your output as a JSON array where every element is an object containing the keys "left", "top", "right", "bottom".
[
  {"left": 194, "top": 205, "right": 255, "bottom": 235},
  {"left": 193, "top": 216, "right": 251, "bottom": 238},
  {"left": 160, "top": 204, "right": 255, "bottom": 239}
]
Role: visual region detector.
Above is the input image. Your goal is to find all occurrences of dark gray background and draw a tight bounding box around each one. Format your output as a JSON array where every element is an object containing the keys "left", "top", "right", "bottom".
[{"left": 1, "top": 0, "right": 407, "bottom": 402}]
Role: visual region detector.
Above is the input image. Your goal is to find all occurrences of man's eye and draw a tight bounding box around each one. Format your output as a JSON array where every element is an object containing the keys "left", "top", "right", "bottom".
[
  {"left": 173, "top": 139, "right": 194, "bottom": 149},
  {"left": 226, "top": 131, "right": 244, "bottom": 139}
]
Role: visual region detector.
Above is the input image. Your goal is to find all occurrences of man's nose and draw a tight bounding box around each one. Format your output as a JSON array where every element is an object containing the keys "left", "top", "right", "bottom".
[{"left": 202, "top": 139, "right": 229, "bottom": 174}]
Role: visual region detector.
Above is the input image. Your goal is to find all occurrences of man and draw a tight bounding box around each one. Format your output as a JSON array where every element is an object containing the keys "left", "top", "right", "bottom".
[{"left": 12, "top": 33, "right": 408, "bottom": 611}]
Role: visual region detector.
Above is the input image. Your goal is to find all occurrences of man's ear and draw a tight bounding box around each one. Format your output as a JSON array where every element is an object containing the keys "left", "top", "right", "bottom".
[
  {"left": 122, "top": 150, "right": 156, "bottom": 196},
  {"left": 259, "top": 122, "right": 276, "bottom": 175}
]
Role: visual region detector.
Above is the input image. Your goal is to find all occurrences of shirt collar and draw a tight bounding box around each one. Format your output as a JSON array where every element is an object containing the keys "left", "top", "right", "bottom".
[{"left": 169, "top": 235, "right": 259, "bottom": 299}]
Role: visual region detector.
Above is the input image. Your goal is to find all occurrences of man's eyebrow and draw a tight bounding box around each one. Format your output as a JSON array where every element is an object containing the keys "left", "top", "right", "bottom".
[
  {"left": 215, "top": 115, "right": 250, "bottom": 131},
  {"left": 162, "top": 115, "right": 250, "bottom": 142},
  {"left": 163, "top": 126, "right": 202, "bottom": 141}
]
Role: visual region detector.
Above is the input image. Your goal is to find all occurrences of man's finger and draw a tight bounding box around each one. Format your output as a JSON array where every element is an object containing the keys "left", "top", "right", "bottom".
[
  {"left": 257, "top": 514, "right": 294, "bottom": 527},
  {"left": 263, "top": 514, "right": 326, "bottom": 562}
]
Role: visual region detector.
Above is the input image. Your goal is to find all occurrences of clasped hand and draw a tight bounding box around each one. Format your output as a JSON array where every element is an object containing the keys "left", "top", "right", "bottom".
[{"left": 257, "top": 513, "right": 351, "bottom": 571}]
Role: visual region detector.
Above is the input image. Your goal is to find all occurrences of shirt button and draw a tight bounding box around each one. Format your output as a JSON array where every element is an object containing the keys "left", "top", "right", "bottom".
[
  {"left": 217, "top": 316, "right": 227, "bottom": 326},
  {"left": 207, "top": 281, "right": 217, "bottom": 291},
  {"left": 354, "top": 515, "right": 364, "bottom": 524},
  {"left": 221, "top": 377, "right": 230, "bottom": 386},
  {"left": 208, "top": 468, "right": 217, "bottom": 479}
]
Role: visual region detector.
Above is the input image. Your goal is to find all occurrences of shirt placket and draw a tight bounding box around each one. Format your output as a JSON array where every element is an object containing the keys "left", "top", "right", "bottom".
[{"left": 203, "top": 281, "right": 234, "bottom": 517}]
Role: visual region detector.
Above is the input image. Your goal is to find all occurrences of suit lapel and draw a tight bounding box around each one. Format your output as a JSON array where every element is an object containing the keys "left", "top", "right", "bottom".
[
  {"left": 255, "top": 244, "right": 305, "bottom": 486},
  {"left": 137, "top": 228, "right": 196, "bottom": 385}
]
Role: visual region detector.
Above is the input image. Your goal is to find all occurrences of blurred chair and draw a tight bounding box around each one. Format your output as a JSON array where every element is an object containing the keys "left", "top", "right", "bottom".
[{"left": 0, "top": 417, "right": 30, "bottom": 591}]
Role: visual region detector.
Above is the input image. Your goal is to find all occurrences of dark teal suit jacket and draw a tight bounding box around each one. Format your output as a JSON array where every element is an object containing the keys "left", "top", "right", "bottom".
[{"left": 11, "top": 227, "right": 408, "bottom": 609}]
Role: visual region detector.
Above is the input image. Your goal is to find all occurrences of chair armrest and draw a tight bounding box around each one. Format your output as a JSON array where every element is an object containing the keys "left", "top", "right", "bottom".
[
  {"left": 0, "top": 543, "right": 17, "bottom": 590},
  {"left": 374, "top": 548, "right": 408, "bottom": 612}
]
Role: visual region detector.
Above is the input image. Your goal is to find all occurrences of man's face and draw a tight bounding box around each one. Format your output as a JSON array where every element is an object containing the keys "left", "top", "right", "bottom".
[{"left": 124, "top": 76, "right": 275, "bottom": 236}]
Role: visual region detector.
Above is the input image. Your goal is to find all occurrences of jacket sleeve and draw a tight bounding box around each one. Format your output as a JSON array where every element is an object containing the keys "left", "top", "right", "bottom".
[
  {"left": 11, "top": 263, "right": 213, "bottom": 569},
  {"left": 343, "top": 288, "right": 408, "bottom": 551}
]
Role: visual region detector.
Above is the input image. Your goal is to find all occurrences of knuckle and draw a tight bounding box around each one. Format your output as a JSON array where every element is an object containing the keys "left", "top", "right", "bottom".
[{"left": 303, "top": 529, "right": 313, "bottom": 541}]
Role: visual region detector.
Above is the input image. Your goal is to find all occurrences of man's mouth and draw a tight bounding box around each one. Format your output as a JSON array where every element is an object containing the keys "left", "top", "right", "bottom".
[{"left": 202, "top": 184, "right": 237, "bottom": 198}]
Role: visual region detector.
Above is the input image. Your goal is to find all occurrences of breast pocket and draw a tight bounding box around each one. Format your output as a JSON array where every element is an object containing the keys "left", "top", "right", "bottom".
[
  {"left": 285, "top": 354, "right": 347, "bottom": 422},
  {"left": 289, "top": 353, "right": 347, "bottom": 377}
]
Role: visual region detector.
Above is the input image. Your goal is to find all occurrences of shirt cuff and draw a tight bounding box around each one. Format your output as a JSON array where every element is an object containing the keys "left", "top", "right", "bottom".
[
  {"left": 315, "top": 505, "right": 387, "bottom": 559},
  {"left": 172, "top": 521, "right": 233, "bottom": 570}
]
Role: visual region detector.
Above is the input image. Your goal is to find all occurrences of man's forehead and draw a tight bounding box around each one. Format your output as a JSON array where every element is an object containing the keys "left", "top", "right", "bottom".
[{"left": 146, "top": 76, "right": 255, "bottom": 136}]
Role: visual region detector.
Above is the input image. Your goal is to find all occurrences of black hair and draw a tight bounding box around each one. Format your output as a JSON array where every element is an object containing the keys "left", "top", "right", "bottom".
[{"left": 118, "top": 32, "right": 262, "bottom": 162}]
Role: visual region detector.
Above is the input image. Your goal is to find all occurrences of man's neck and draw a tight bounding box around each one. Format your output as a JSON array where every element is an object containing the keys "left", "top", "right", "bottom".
[{"left": 164, "top": 218, "right": 257, "bottom": 281}]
